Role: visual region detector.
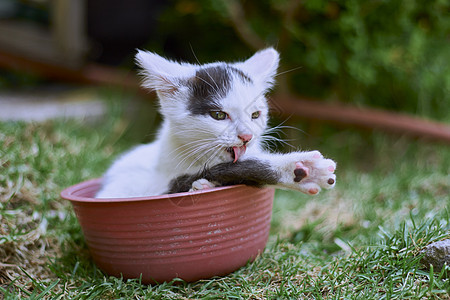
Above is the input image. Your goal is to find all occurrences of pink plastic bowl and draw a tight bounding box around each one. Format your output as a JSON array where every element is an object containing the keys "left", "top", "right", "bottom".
[{"left": 61, "top": 178, "right": 274, "bottom": 284}]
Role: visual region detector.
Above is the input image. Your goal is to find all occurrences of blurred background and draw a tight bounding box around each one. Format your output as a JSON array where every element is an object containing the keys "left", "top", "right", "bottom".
[
  {"left": 0, "top": 0, "right": 449, "bottom": 135},
  {"left": 1, "top": 2, "right": 450, "bottom": 295}
]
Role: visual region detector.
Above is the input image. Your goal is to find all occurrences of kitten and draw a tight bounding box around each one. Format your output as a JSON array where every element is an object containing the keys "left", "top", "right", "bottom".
[{"left": 96, "top": 48, "right": 336, "bottom": 198}]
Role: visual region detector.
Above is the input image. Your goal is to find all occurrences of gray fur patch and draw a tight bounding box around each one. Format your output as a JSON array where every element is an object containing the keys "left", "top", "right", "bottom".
[{"left": 187, "top": 65, "right": 252, "bottom": 115}]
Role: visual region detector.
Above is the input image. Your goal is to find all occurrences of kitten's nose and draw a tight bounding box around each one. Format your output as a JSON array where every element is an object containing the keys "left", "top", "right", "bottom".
[{"left": 238, "top": 134, "right": 253, "bottom": 144}]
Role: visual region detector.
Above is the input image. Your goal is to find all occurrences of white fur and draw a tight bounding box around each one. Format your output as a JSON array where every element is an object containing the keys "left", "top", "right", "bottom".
[{"left": 96, "top": 48, "right": 336, "bottom": 198}]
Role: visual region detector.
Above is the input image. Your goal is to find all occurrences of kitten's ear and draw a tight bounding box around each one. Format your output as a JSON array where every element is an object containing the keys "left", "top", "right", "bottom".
[
  {"left": 135, "top": 50, "right": 194, "bottom": 96},
  {"left": 237, "top": 48, "right": 280, "bottom": 88}
]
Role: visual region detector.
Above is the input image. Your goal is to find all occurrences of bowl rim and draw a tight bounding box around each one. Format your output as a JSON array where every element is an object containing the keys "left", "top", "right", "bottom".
[{"left": 61, "top": 178, "right": 259, "bottom": 203}]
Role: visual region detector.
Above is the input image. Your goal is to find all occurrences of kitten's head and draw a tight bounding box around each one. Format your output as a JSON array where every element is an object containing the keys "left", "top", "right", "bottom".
[{"left": 136, "top": 48, "right": 279, "bottom": 165}]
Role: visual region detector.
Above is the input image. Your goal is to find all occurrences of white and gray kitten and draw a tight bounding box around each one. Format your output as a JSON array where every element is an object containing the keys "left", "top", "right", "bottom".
[{"left": 96, "top": 48, "right": 336, "bottom": 198}]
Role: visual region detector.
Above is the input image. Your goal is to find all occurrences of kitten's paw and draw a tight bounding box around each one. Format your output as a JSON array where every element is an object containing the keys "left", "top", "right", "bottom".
[
  {"left": 280, "top": 151, "right": 336, "bottom": 195},
  {"left": 189, "top": 178, "right": 216, "bottom": 192}
]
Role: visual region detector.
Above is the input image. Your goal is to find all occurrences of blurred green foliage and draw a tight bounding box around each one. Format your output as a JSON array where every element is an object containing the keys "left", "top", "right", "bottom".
[{"left": 147, "top": 0, "right": 450, "bottom": 120}]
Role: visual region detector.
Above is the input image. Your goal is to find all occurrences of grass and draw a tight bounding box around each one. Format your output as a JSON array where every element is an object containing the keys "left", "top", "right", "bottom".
[{"left": 0, "top": 91, "right": 449, "bottom": 299}]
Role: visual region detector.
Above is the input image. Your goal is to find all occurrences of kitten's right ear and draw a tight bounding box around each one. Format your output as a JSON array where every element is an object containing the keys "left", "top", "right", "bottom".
[{"left": 135, "top": 50, "right": 194, "bottom": 96}]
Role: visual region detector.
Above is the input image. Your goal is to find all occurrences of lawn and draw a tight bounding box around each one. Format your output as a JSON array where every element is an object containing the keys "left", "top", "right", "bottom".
[{"left": 0, "top": 92, "right": 449, "bottom": 299}]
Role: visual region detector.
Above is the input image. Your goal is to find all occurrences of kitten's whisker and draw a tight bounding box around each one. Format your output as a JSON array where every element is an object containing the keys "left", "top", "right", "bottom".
[
  {"left": 187, "top": 46, "right": 222, "bottom": 95},
  {"left": 185, "top": 143, "right": 222, "bottom": 171},
  {"left": 260, "top": 140, "right": 275, "bottom": 152},
  {"left": 170, "top": 145, "right": 207, "bottom": 164},
  {"left": 170, "top": 139, "right": 211, "bottom": 163},
  {"left": 172, "top": 123, "right": 217, "bottom": 134},
  {"left": 168, "top": 135, "right": 217, "bottom": 152},
  {"left": 264, "top": 117, "right": 306, "bottom": 140},
  {"left": 263, "top": 136, "right": 295, "bottom": 147},
  {"left": 274, "top": 66, "right": 303, "bottom": 78},
  {"left": 172, "top": 141, "right": 216, "bottom": 169},
  {"left": 261, "top": 134, "right": 296, "bottom": 150},
  {"left": 266, "top": 124, "right": 304, "bottom": 134},
  {"left": 189, "top": 44, "right": 201, "bottom": 65},
  {"left": 169, "top": 138, "right": 217, "bottom": 153},
  {"left": 193, "top": 75, "right": 222, "bottom": 98},
  {"left": 202, "top": 144, "right": 227, "bottom": 168},
  {"left": 190, "top": 46, "right": 221, "bottom": 94},
  {"left": 173, "top": 139, "right": 223, "bottom": 170},
  {"left": 262, "top": 135, "right": 296, "bottom": 143}
]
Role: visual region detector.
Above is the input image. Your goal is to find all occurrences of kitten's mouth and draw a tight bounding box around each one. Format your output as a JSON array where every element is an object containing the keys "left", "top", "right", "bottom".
[{"left": 227, "top": 146, "right": 247, "bottom": 163}]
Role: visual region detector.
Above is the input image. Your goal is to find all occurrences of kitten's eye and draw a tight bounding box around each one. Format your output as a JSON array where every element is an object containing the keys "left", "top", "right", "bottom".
[
  {"left": 251, "top": 111, "right": 261, "bottom": 119},
  {"left": 210, "top": 111, "right": 228, "bottom": 120}
]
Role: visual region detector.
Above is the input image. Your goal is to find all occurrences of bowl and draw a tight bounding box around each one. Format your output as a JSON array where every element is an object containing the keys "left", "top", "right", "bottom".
[{"left": 61, "top": 178, "right": 275, "bottom": 284}]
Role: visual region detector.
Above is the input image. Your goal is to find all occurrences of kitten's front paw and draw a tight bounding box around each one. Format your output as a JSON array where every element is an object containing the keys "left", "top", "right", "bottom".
[
  {"left": 189, "top": 178, "right": 216, "bottom": 192},
  {"left": 280, "top": 151, "right": 336, "bottom": 195}
]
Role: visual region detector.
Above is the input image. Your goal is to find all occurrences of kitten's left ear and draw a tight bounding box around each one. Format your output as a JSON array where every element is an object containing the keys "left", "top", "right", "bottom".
[{"left": 236, "top": 47, "right": 280, "bottom": 89}]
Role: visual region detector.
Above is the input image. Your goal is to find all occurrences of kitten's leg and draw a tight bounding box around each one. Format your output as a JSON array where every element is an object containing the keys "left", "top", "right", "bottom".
[
  {"left": 167, "top": 152, "right": 336, "bottom": 195},
  {"left": 166, "top": 159, "right": 279, "bottom": 194}
]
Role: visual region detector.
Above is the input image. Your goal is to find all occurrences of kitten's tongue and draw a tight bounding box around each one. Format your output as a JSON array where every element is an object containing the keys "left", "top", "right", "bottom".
[{"left": 232, "top": 145, "right": 246, "bottom": 163}]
